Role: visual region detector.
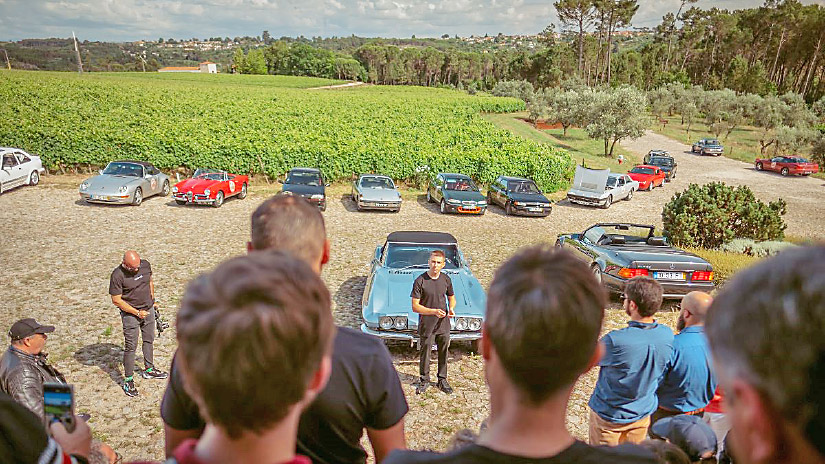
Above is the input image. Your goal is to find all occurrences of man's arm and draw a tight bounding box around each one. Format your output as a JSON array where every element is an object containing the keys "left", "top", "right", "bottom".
[
  {"left": 164, "top": 424, "right": 202, "bottom": 457},
  {"left": 7, "top": 365, "right": 46, "bottom": 420},
  {"left": 111, "top": 294, "right": 145, "bottom": 318},
  {"left": 366, "top": 420, "right": 406, "bottom": 463},
  {"left": 150, "top": 277, "right": 155, "bottom": 305},
  {"left": 447, "top": 295, "right": 456, "bottom": 317},
  {"left": 411, "top": 298, "right": 444, "bottom": 317}
]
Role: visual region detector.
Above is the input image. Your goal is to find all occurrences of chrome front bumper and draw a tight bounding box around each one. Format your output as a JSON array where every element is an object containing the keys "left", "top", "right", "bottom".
[
  {"left": 360, "top": 324, "right": 481, "bottom": 342},
  {"left": 173, "top": 193, "right": 214, "bottom": 205},
  {"left": 359, "top": 200, "right": 401, "bottom": 211},
  {"left": 79, "top": 193, "right": 133, "bottom": 204}
]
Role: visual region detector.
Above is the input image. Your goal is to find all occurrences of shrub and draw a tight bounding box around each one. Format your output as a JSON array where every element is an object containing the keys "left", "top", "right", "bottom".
[
  {"left": 662, "top": 182, "right": 786, "bottom": 249},
  {"left": 683, "top": 247, "right": 761, "bottom": 285},
  {"left": 491, "top": 80, "right": 535, "bottom": 103},
  {"left": 719, "top": 238, "right": 796, "bottom": 257}
]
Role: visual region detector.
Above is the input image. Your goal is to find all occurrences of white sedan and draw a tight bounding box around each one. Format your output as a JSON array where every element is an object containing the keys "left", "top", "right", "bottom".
[{"left": 1, "top": 148, "right": 45, "bottom": 194}]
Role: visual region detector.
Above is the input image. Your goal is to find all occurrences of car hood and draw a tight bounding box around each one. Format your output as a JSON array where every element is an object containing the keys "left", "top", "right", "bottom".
[
  {"left": 283, "top": 184, "right": 324, "bottom": 196},
  {"left": 174, "top": 178, "right": 219, "bottom": 193},
  {"left": 82, "top": 174, "right": 142, "bottom": 192},
  {"left": 508, "top": 192, "right": 550, "bottom": 203},
  {"left": 628, "top": 173, "right": 656, "bottom": 181},
  {"left": 572, "top": 166, "right": 610, "bottom": 193},
  {"left": 363, "top": 268, "right": 486, "bottom": 326},
  {"left": 442, "top": 190, "right": 486, "bottom": 202},
  {"left": 360, "top": 188, "right": 401, "bottom": 202},
  {"left": 603, "top": 245, "right": 713, "bottom": 271}
]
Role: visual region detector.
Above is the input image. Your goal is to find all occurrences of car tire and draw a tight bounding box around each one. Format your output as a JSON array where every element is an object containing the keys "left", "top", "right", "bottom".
[
  {"left": 591, "top": 264, "right": 602, "bottom": 284},
  {"left": 355, "top": 196, "right": 362, "bottom": 211},
  {"left": 440, "top": 199, "right": 447, "bottom": 214},
  {"left": 426, "top": 190, "right": 433, "bottom": 203},
  {"left": 161, "top": 180, "right": 170, "bottom": 196},
  {"left": 505, "top": 201, "right": 513, "bottom": 215},
  {"left": 756, "top": 162, "right": 763, "bottom": 171},
  {"left": 393, "top": 207, "right": 400, "bottom": 213},
  {"left": 470, "top": 339, "right": 481, "bottom": 354},
  {"left": 320, "top": 202, "right": 326, "bottom": 212},
  {"left": 625, "top": 189, "right": 633, "bottom": 201},
  {"left": 29, "top": 171, "right": 40, "bottom": 186},
  {"left": 478, "top": 208, "right": 485, "bottom": 216},
  {"left": 238, "top": 183, "right": 248, "bottom": 199},
  {"left": 781, "top": 167, "right": 789, "bottom": 177},
  {"left": 175, "top": 199, "right": 186, "bottom": 205},
  {"left": 601, "top": 195, "right": 612, "bottom": 209},
  {"left": 486, "top": 192, "right": 493, "bottom": 206},
  {"left": 213, "top": 191, "right": 224, "bottom": 208},
  {"left": 132, "top": 188, "right": 143, "bottom": 206}
]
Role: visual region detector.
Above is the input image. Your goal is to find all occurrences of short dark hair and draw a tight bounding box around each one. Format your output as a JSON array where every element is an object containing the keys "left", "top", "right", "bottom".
[
  {"left": 430, "top": 250, "right": 445, "bottom": 259},
  {"left": 176, "top": 250, "right": 335, "bottom": 439},
  {"left": 625, "top": 276, "right": 663, "bottom": 317},
  {"left": 707, "top": 246, "right": 825, "bottom": 455},
  {"left": 486, "top": 245, "right": 605, "bottom": 404},
  {"left": 639, "top": 439, "right": 691, "bottom": 464},
  {"left": 250, "top": 195, "right": 326, "bottom": 264}
]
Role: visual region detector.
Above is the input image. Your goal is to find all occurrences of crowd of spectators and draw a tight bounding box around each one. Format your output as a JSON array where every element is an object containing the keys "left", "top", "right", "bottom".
[{"left": 1, "top": 194, "right": 823, "bottom": 464}]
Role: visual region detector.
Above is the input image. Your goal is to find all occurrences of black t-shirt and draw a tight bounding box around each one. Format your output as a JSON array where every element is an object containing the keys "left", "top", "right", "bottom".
[
  {"left": 383, "top": 441, "right": 658, "bottom": 464},
  {"left": 109, "top": 259, "right": 153, "bottom": 309},
  {"left": 411, "top": 272, "right": 454, "bottom": 336},
  {"left": 161, "top": 327, "right": 409, "bottom": 464}
]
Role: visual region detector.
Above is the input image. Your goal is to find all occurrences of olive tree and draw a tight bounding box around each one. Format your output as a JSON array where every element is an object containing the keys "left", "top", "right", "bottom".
[
  {"left": 583, "top": 86, "right": 649, "bottom": 157},
  {"left": 545, "top": 89, "right": 586, "bottom": 136}
]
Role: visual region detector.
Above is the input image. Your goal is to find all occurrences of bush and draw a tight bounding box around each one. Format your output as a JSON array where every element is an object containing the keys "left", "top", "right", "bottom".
[
  {"left": 683, "top": 247, "right": 761, "bottom": 285},
  {"left": 719, "top": 238, "right": 796, "bottom": 257},
  {"left": 662, "top": 182, "right": 786, "bottom": 249},
  {"left": 491, "top": 80, "right": 535, "bottom": 103}
]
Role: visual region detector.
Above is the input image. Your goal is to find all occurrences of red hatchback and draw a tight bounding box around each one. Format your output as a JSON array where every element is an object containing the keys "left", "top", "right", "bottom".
[
  {"left": 755, "top": 156, "right": 820, "bottom": 176},
  {"left": 172, "top": 169, "right": 249, "bottom": 207},
  {"left": 627, "top": 165, "right": 666, "bottom": 191}
]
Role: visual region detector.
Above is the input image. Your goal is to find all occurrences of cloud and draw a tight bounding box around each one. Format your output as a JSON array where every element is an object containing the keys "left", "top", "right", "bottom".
[{"left": 0, "top": 0, "right": 819, "bottom": 42}]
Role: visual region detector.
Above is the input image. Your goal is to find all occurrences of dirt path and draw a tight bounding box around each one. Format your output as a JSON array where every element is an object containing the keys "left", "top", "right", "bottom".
[
  {"left": 620, "top": 130, "right": 824, "bottom": 239},
  {"left": 306, "top": 81, "right": 366, "bottom": 90}
]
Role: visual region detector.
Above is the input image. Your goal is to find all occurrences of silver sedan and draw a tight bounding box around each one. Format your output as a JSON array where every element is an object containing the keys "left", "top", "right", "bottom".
[
  {"left": 79, "top": 161, "right": 170, "bottom": 206},
  {"left": 351, "top": 174, "right": 402, "bottom": 212}
]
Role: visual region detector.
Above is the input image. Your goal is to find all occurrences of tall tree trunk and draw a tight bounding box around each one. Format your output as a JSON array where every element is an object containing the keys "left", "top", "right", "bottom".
[
  {"left": 578, "top": 19, "right": 585, "bottom": 75},
  {"left": 802, "top": 31, "right": 824, "bottom": 97},
  {"left": 770, "top": 26, "right": 787, "bottom": 80}
]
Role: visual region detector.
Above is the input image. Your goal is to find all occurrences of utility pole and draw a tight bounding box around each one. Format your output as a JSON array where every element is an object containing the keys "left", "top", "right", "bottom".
[
  {"left": 72, "top": 31, "right": 83, "bottom": 74},
  {"left": 0, "top": 49, "right": 10, "bottom": 70}
]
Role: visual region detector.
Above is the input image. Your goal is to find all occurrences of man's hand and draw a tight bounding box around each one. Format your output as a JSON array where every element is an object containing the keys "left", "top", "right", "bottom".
[
  {"left": 448, "top": 308, "right": 455, "bottom": 318},
  {"left": 50, "top": 416, "right": 92, "bottom": 459},
  {"left": 434, "top": 309, "right": 447, "bottom": 318},
  {"left": 137, "top": 310, "right": 148, "bottom": 319}
]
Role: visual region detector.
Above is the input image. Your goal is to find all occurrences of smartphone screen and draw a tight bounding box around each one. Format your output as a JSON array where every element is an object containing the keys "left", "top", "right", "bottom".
[{"left": 43, "top": 383, "right": 74, "bottom": 419}]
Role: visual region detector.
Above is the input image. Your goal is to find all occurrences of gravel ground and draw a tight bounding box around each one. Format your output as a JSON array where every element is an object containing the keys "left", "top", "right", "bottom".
[{"left": 0, "top": 130, "right": 820, "bottom": 460}]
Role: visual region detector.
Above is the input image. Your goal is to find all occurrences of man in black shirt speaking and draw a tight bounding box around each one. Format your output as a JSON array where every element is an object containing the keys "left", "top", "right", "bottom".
[
  {"left": 411, "top": 250, "right": 456, "bottom": 395},
  {"left": 109, "top": 250, "right": 167, "bottom": 397}
]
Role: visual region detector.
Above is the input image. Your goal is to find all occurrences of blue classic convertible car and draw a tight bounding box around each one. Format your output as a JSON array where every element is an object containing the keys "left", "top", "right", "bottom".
[{"left": 361, "top": 231, "right": 486, "bottom": 350}]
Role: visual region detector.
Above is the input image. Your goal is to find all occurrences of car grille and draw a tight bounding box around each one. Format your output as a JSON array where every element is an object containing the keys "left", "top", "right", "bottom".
[{"left": 461, "top": 201, "right": 476, "bottom": 206}]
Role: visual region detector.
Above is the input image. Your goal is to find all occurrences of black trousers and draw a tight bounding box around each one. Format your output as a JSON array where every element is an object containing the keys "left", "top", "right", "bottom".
[
  {"left": 419, "top": 328, "right": 450, "bottom": 382},
  {"left": 121, "top": 309, "right": 155, "bottom": 378}
]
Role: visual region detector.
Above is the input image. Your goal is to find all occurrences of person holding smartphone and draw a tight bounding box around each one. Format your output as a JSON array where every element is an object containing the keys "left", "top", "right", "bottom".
[
  {"left": 411, "top": 250, "right": 456, "bottom": 395},
  {"left": 109, "top": 250, "right": 167, "bottom": 398}
]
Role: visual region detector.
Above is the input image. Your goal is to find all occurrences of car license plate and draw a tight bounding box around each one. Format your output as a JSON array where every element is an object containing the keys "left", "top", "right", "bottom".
[
  {"left": 460, "top": 207, "right": 478, "bottom": 211},
  {"left": 528, "top": 207, "right": 543, "bottom": 212},
  {"left": 654, "top": 271, "right": 685, "bottom": 280},
  {"left": 376, "top": 203, "right": 387, "bottom": 207},
  {"left": 91, "top": 195, "right": 108, "bottom": 201}
]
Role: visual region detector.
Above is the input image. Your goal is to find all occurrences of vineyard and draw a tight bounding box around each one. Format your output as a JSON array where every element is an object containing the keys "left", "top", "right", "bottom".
[{"left": 0, "top": 71, "right": 574, "bottom": 191}]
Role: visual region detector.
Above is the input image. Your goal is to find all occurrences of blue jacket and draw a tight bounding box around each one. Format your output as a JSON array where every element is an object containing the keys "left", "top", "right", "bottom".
[{"left": 656, "top": 326, "right": 717, "bottom": 412}]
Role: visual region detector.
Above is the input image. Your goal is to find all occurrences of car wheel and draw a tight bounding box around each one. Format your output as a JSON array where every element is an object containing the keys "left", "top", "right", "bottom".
[
  {"left": 505, "top": 201, "right": 513, "bottom": 215},
  {"left": 478, "top": 208, "right": 485, "bottom": 216},
  {"left": 591, "top": 264, "right": 602, "bottom": 284},
  {"left": 470, "top": 339, "right": 481, "bottom": 354},
  {"left": 29, "top": 171, "right": 40, "bottom": 186},
  {"left": 320, "top": 202, "right": 326, "bottom": 212},
  {"left": 355, "top": 196, "right": 362, "bottom": 211},
  {"left": 601, "top": 195, "right": 612, "bottom": 209},
  {"left": 213, "top": 190, "right": 224, "bottom": 208},
  {"left": 672, "top": 170, "right": 676, "bottom": 179},
  {"left": 756, "top": 162, "right": 763, "bottom": 171},
  {"left": 486, "top": 192, "right": 493, "bottom": 206},
  {"left": 625, "top": 189, "right": 633, "bottom": 201},
  {"left": 781, "top": 167, "right": 789, "bottom": 177},
  {"left": 238, "top": 183, "right": 248, "bottom": 199},
  {"left": 393, "top": 207, "right": 400, "bottom": 213},
  {"left": 426, "top": 190, "right": 433, "bottom": 203},
  {"left": 440, "top": 199, "right": 447, "bottom": 214},
  {"left": 175, "top": 199, "right": 186, "bottom": 205},
  {"left": 161, "top": 180, "right": 170, "bottom": 196},
  {"left": 132, "top": 187, "right": 143, "bottom": 206}
]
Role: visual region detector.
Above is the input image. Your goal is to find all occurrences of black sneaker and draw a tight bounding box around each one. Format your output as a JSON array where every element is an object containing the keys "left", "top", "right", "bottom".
[
  {"left": 141, "top": 368, "right": 168, "bottom": 380},
  {"left": 415, "top": 381, "right": 430, "bottom": 395},
  {"left": 437, "top": 379, "right": 453, "bottom": 394},
  {"left": 123, "top": 379, "right": 138, "bottom": 397}
]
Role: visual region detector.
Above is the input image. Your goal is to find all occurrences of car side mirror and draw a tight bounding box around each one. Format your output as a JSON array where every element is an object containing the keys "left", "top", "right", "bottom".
[{"left": 373, "top": 246, "right": 382, "bottom": 262}]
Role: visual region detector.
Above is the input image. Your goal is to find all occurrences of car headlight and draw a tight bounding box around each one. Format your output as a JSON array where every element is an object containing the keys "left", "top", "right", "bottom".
[
  {"left": 393, "top": 316, "right": 407, "bottom": 330},
  {"left": 513, "top": 201, "right": 522, "bottom": 206},
  {"left": 456, "top": 317, "right": 469, "bottom": 331},
  {"left": 118, "top": 186, "right": 128, "bottom": 193},
  {"left": 447, "top": 199, "right": 461, "bottom": 205},
  {"left": 478, "top": 201, "right": 487, "bottom": 206},
  {"left": 80, "top": 182, "right": 89, "bottom": 191},
  {"left": 379, "top": 316, "right": 394, "bottom": 330},
  {"left": 204, "top": 188, "right": 211, "bottom": 196},
  {"left": 311, "top": 194, "right": 324, "bottom": 200},
  {"left": 468, "top": 318, "right": 482, "bottom": 331},
  {"left": 282, "top": 190, "right": 293, "bottom": 195},
  {"left": 172, "top": 186, "right": 178, "bottom": 193}
]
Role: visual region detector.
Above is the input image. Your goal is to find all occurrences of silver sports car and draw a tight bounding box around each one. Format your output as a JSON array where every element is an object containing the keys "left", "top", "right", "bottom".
[
  {"left": 351, "top": 174, "right": 402, "bottom": 212},
  {"left": 79, "top": 161, "right": 170, "bottom": 206}
]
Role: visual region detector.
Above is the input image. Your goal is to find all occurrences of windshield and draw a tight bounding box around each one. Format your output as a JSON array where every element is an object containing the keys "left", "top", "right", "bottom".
[
  {"left": 630, "top": 167, "right": 655, "bottom": 175},
  {"left": 102, "top": 162, "right": 143, "bottom": 177},
  {"left": 385, "top": 243, "right": 460, "bottom": 269},
  {"left": 194, "top": 169, "right": 226, "bottom": 181},
  {"left": 649, "top": 157, "right": 673, "bottom": 167},
  {"left": 588, "top": 224, "right": 655, "bottom": 244},
  {"left": 444, "top": 177, "right": 478, "bottom": 192},
  {"left": 287, "top": 171, "right": 321, "bottom": 186},
  {"left": 360, "top": 176, "right": 394, "bottom": 189},
  {"left": 705, "top": 140, "right": 720, "bottom": 145},
  {"left": 789, "top": 157, "right": 809, "bottom": 163},
  {"left": 508, "top": 181, "right": 540, "bottom": 194}
]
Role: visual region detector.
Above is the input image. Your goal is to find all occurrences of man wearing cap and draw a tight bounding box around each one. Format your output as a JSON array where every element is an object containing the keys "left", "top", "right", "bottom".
[
  {"left": 0, "top": 318, "right": 66, "bottom": 421},
  {"left": 110, "top": 250, "right": 167, "bottom": 398},
  {"left": 650, "top": 415, "right": 718, "bottom": 462}
]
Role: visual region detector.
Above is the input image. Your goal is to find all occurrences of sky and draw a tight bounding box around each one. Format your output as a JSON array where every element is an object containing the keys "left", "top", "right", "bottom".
[{"left": 0, "top": 0, "right": 823, "bottom": 42}]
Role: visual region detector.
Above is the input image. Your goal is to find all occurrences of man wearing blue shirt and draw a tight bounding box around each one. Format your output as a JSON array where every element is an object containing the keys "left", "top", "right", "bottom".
[
  {"left": 654, "top": 291, "right": 716, "bottom": 423},
  {"left": 589, "top": 276, "right": 674, "bottom": 446}
]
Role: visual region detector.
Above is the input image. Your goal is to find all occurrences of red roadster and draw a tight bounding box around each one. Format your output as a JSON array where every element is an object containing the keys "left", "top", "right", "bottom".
[
  {"left": 172, "top": 169, "right": 248, "bottom": 207},
  {"left": 755, "top": 156, "right": 819, "bottom": 177},
  {"left": 627, "top": 165, "right": 666, "bottom": 191}
]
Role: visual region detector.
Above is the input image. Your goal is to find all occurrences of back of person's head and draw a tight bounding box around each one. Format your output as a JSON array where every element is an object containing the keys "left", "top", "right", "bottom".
[
  {"left": 640, "top": 439, "right": 692, "bottom": 464},
  {"left": 706, "top": 246, "right": 825, "bottom": 462},
  {"left": 650, "top": 415, "right": 718, "bottom": 462},
  {"left": 486, "top": 245, "right": 605, "bottom": 404},
  {"left": 625, "top": 276, "right": 663, "bottom": 317},
  {"left": 250, "top": 195, "right": 326, "bottom": 264},
  {"left": 176, "top": 250, "right": 335, "bottom": 439}
]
